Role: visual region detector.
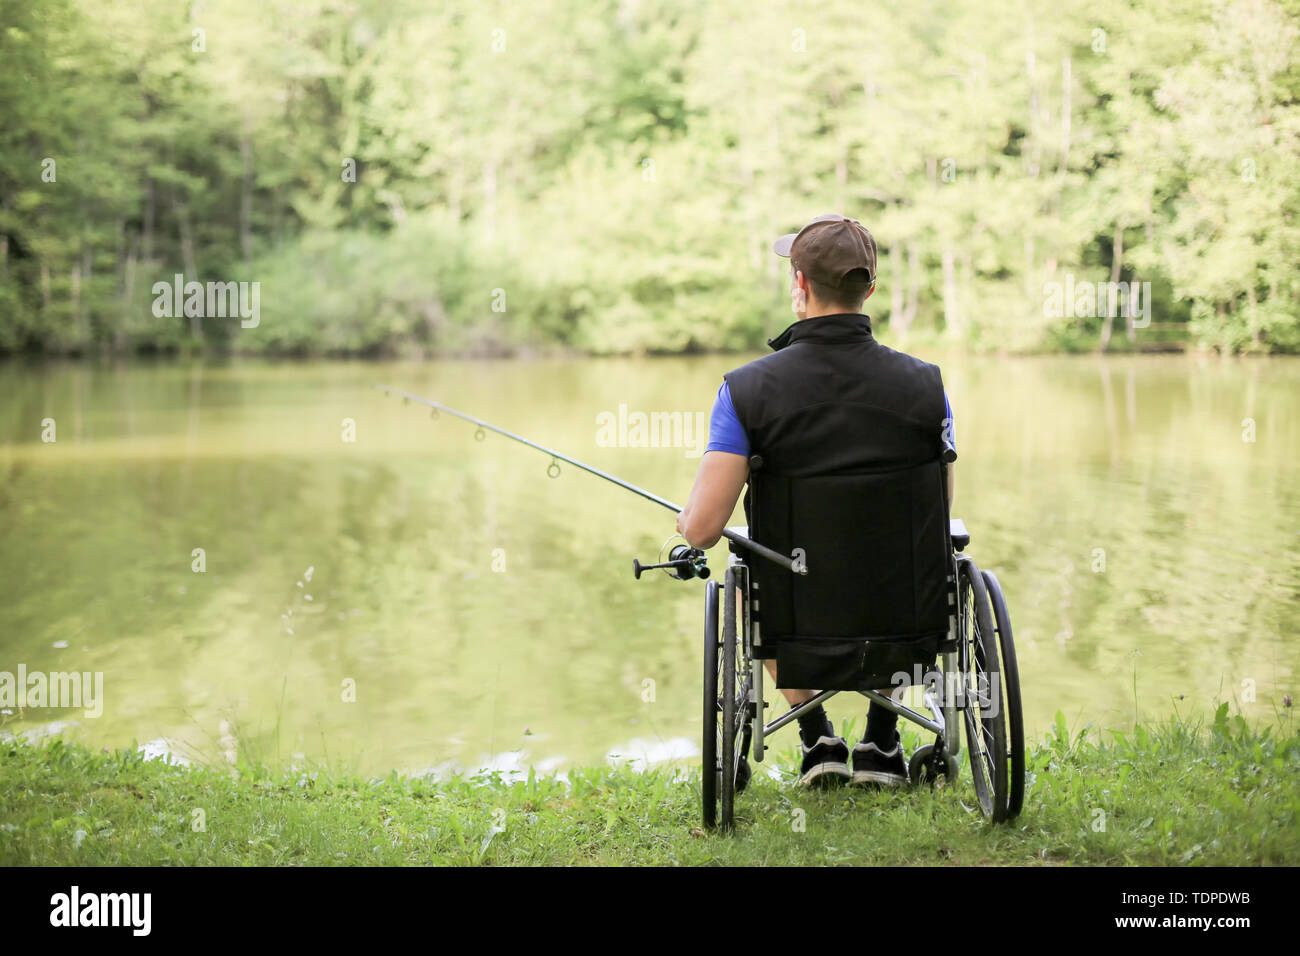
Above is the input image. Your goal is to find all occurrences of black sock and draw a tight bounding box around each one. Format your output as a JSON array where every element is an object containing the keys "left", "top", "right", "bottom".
[
  {"left": 864, "top": 704, "right": 898, "bottom": 748},
  {"left": 796, "top": 705, "right": 834, "bottom": 748}
]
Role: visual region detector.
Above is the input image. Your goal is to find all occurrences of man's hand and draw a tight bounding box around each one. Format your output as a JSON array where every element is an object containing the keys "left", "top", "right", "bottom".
[{"left": 676, "top": 451, "right": 749, "bottom": 549}]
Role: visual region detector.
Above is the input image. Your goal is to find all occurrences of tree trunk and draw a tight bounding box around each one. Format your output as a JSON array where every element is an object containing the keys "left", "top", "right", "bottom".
[
  {"left": 81, "top": 226, "right": 92, "bottom": 287},
  {"left": 903, "top": 242, "right": 920, "bottom": 330},
  {"left": 1054, "top": 56, "right": 1071, "bottom": 223},
  {"left": 142, "top": 176, "right": 155, "bottom": 264},
  {"left": 890, "top": 244, "right": 905, "bottom": 335},
  {"left": 960, "top": 249, "right": 973, "bottom": 339},
  {"left": 1100, "top": 223, "right": 1122, "bottom": 351},
  {"left": 503, "top": 97, "right": 520, "bottom": 244},
  {"left": 71, "top": 263, "right": 82, "bottom": 344},
  {"left": 1024, "top": 235, "right": 1035, "bottom": 306},
  {"left": 942, "top": 245, "right": 961, "bottom": 341},
  {"left": 1247, "top": 281, "right": 1260, "bottom": 346},
  {"left": 175, "top": 199, "right": 201, "bottom": 341},
  {"left": 1057, "top": 57, "right": 1071, "bottom": 197},
  {"left": 240, "top": 137, "right": 253, "bottom": 264},
  {"left": 0, "top": 196, "right": 8, "bottom": 282},
  {"left": 113, "top": 217, "right": 124, "bottom": 286},
  {"left": 120, "top": 237, "right": 137, "bottom": 353},
  {"left": 1122, "top": 229, "right": 1137, "bottom": 345},
  {"left": 272, "top": 184, "right": 283, "bottom": 247},
  {"left": 450, "top": 132, "right": 465, "bottom": 223},
  {"left": 1025, "top": 13, "right": 1040, "bottom": 179}
]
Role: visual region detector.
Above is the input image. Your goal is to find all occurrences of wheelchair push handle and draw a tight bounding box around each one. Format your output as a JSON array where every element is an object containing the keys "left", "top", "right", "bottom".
[{"left": 633, "top": 545, "right": 711, "bottom": 581}]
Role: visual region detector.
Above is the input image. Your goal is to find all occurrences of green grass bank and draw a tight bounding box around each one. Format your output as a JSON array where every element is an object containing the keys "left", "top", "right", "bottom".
[{"left": 2, "top": 706, "right": 1296, "bottom": 866}]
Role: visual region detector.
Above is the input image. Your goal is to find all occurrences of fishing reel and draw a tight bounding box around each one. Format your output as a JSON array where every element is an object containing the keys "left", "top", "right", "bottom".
[{"left": 633, "top": 538, "right": 710, "bottom": 581}]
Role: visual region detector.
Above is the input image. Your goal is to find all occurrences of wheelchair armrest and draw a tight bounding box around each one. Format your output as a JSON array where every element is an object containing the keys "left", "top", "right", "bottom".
[
  {"left": 949, "top": 518, "right": 970, "bottom": 552},
  {"left": 724, "top": 525, "right": 749, "bottom": 558}
]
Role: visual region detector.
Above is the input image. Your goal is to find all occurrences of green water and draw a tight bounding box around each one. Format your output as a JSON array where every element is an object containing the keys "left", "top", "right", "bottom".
[{"left": 1, "top": 353, "right": 1296, "bottom": 776}]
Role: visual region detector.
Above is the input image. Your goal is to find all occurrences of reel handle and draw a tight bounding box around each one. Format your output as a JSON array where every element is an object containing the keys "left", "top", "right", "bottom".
[{"left": 632, "top": 546, "right": 711, "bottom": 581}]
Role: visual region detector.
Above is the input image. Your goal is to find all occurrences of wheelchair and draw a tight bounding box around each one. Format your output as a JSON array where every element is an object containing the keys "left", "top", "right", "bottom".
[{"left": 637, "top": 445, "right": 1024, "bottom": 831}]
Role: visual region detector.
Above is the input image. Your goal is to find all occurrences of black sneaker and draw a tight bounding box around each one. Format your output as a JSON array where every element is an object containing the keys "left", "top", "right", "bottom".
[
  {"left": 798, "top": 735, "right": 851, "bottom": 788},
  {"left": 851, "top": 732, "right": 908, "bottom": 788}
]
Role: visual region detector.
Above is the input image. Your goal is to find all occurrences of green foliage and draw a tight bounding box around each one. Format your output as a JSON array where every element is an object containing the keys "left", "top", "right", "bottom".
[{"left": 1, "top": 0, "right": 1296, "bottom": 355}]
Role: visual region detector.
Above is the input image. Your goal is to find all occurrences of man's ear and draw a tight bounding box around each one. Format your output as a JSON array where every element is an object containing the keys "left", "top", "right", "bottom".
[{"left": 864, "top": 282, "right": 876, "bottom": 302}]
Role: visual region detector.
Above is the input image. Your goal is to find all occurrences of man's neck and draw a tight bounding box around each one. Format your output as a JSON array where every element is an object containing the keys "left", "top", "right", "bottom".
[{"left": 799, "top": 305, "right": 859, "bottom": 320}]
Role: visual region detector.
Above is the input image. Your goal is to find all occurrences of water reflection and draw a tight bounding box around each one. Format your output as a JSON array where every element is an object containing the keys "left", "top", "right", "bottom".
[{"left": 0, "top": 354, "right": 1295, "bottom": 775}]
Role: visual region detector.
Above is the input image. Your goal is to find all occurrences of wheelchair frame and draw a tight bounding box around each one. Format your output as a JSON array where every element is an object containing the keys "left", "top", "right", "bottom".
[{"left": 700, "top": 517, "right": 1025, "bottom": 831}]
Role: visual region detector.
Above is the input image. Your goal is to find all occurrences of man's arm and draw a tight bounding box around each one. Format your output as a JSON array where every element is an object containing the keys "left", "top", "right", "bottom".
[
  {"left": 676, "top": 451, "right": 749, "bottom": 549},
  {"left": 944, "top": 389, "right": 955, "bottom": 509}
]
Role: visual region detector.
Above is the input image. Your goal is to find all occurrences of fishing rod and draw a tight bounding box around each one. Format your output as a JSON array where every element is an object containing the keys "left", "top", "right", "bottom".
[{"left": 373, "top": 384, "right": 802, "bottom": 575}]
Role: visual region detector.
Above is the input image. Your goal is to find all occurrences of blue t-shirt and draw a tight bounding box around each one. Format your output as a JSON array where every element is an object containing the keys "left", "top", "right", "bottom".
[{"left": 705, "top": 381, "right": 954, "bottom": 457}]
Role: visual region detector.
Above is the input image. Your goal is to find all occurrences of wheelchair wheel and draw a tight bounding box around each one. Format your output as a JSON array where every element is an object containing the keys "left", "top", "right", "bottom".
[
  {"left": 957, "top": 556, "right": 1010, "bottom": 822},
  {"left": 982, "top": 570, "right": 1025, "bottom": 818},
  {"left": 908, "top": 742, "right": 958, "bottom": 786},
  {"left": 701, "top": 580, "right": 720, "bottom": 829},
  {"left": 719, "top": 567, "right": 750, "bottom": 831}
]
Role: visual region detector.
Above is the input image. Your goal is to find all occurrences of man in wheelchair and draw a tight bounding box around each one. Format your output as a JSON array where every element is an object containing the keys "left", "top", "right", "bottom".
[{"left": 676, "top": 213, "right": 956, "bottom": 791}]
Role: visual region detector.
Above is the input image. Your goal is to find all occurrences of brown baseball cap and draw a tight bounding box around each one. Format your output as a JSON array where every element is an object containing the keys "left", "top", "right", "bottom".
[{"left": 773, "top": 213, "right": 878, "bottom": 288}]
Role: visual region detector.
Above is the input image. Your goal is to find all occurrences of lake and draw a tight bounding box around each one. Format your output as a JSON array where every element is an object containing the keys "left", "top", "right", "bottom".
[{"left": 1, "top": 350, "right": 1296, "bottom": 777}]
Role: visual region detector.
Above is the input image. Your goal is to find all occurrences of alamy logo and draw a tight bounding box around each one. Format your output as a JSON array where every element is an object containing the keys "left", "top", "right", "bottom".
[
  {"left": 0, "top": 666, "right": 103, "bottom": 718},
  {"left": 1042, "top": 275, "right": 1151, "bottom": 327},
  {"left": 595, "top": 404, "right": 708, "bottom": 459},
  {"left": 49, "top": 886, "right": 151, "bottom": 936},
  {"left": 151, "top": 273, "right": 260, "bottom": 328},
  {"left": 889, "top": 663, "right": 998, "bottom": 716}
]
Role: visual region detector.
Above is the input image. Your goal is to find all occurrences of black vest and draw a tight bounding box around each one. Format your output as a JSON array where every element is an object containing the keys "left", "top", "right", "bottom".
[
  {"left": 724, "top": 313, "right": 951, "bottom": 685},
  {"left": 724, "top": 313, "right": 947, "bottom": 477}
]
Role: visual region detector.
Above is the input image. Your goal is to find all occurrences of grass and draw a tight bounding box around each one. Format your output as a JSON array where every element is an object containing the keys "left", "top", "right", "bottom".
[{"left": 1, "top": 704, "right": 1296, "bottom": 866}]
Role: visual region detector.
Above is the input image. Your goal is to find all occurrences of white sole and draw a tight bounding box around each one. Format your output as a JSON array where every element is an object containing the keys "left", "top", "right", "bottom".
[
  {"left": 799, "top": 762, "right": 850, "bottom": 787},
  {"left": 851, "top": 770, "right": 907, "bottom": 788}
]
